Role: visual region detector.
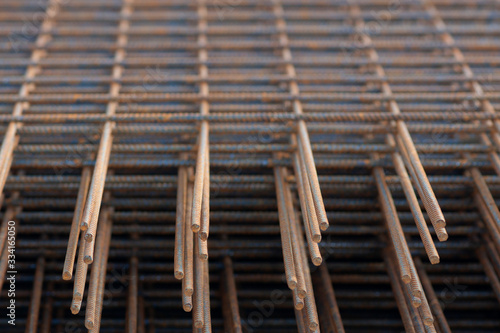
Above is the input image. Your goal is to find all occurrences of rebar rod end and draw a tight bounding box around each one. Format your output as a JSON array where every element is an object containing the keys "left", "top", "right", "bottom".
[
  {"left": 423, "top": 317, "right": 434, "bottom": 326},
  {"left": 183, "top": 303, "right": 192, "bottom": 312},
  {"left": 84, "top": 255, "right": 93, "bottom": 264},
  {"left": 429, "top": 255, "right": 440, "bottom": 265},
  {"left": 175, "top": 270, "right": 184, "bottom": 280},
  {"left": 309, "top": 321, "right": 319, "bottom": 331},
  {"left": 312, "top": 256, "right": 322, "bottom": 266},
  {"left": 73, "top": 292, "right": 83, "bottom": 302},
  {"left": 85, "top": 319, "right": 94, "bottom": 330},
  {"left": 84, "top": 232, "right": 94, "bottom": 243},
  {"left": 319, "top": 221, "right": 329, "bottom": 231},
  {"left": 312, "top": 234, "right": 321, "bottom": 243},
  {"left": 70, "top": 301, "right": 81, "bottom": 315},
  {"left": 437, "top": 228, "right": 448, "bottom": 242},
  {"left": 62, "top": 271, "right": 72, "bottom": 280},
  {"left": 412, "top": 296, "right": 422, "bottom": 308}
]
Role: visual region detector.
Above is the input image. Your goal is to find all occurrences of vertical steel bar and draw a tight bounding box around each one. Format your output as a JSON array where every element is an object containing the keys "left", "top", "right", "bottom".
[
  {"left": 273, "top": 166, "right": 297, "bottom": 290},
  {"left": 385, "top": 250, "right": 417, "bottom": 333},
  {"left": 200, "top": 150, "right": 210, "bottom": 241},
  {"left": 314, "top": 264, "right": 345, "bottom": 333},
  {"left": 415, "top": 258, "right": 452, "bottom": 333},
  {"left": 184, "top": 172, "right": 194, "bottom": 297},
  {"left": 193, "top": 235, "right": 204, "bottom": 329},
  {"left": 25, "top": 256, "right": 45, "bottom": 333},
  {"left": 292, "top": 137, "right": 322, "bottom": 245},
  {"left": 350, "top": 4, "right": 445, "bottom": 230},
  {"left": 40, "top": 282, "right": 53, "bottom": 333},
  {"left": 89, "top": 212, "right": 112, "bottom": 333},
  {"left": 283, "top": 170, "right": 307, "bottom": 299},
  {"left": 293, "top": 208, "right": 320, "bottom": 331},
  {"left": 202, "top": 260, "right": 211, "bottom": 333},
  {"left": 388, "top": 135, "right": 441, "bottom": 263},
  {"left": 174, "top": 163, "right": 187, "bottom": 279},
  {"left": 374, "top": 168, "right": 412, "bottom": 283},
  {"left": 128, "top": 256, "right": 138, "bottom": 333},
  {"left": 192, "top": 0, "right": 210, "bottom": 235},
  {"left": 477, "top": 247, "right": 500, "bottom": 302},
  {"left": 63, "top": 167, "right": 91, "bottom": 280},
  {"left": 272, "top": 0, "right": 329, "bottom": 231},
  {"left": 222, "top": 256, "right": 242, "bottom": 333},
  {"left": 81, "top": 0, "right": 133, "bottom": 246},
  {"left": 71, "top": 232, "right": 87, "bottom": 314},
  {"left": 84, "top": 209, "right": 111, "bottom": 329}
]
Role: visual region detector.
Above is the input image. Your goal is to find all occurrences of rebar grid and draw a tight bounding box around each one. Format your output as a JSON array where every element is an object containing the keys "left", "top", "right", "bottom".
[{"left": 0, "top": 0, "right": 499, "bottom": 332}]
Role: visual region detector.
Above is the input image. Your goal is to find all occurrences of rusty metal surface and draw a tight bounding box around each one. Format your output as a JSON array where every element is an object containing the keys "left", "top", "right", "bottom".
[{"left": 0, "top": 0, "right": 499, "bottom": 332}]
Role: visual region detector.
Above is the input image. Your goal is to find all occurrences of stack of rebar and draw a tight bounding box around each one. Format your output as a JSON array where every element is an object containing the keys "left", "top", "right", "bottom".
[{"left": 0, "top": 0, "right": 500, "bottom": 332}]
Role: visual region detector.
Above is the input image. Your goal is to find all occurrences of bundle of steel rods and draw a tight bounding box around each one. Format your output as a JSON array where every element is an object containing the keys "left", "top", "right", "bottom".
[{"left": 0, "top": 0, "right": 500, "bottom": 332}]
